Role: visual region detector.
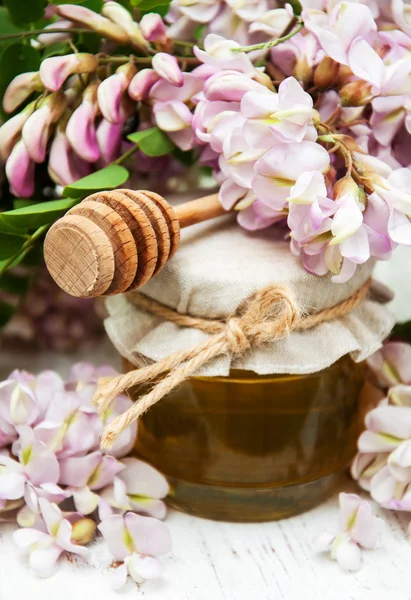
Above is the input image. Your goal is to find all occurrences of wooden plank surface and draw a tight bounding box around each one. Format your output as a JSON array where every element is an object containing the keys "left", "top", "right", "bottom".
[{"left": 0, "top": 345, "right": 410, "bottom": 600}]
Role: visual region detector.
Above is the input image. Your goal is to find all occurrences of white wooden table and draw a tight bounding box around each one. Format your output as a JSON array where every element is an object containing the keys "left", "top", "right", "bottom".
[{"left": 1, "top": 343, "right": 410, "bottom": 600}]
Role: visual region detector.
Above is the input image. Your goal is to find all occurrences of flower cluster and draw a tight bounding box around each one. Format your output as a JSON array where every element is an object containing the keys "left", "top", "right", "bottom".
[
  {"left": 167, "top": 0, "right": 280, "bottom": 46},
  {"left": 314, "top": 492, "right": 384, "bottom": 571},
  {"left": 352, "top": 341, "right": 411, "bottom": 522},
  {"left": 2, "top": 1, "right": 411, "bottom": 283},
  {"left": 0, "top": 363, "right": 171, "bottom": 586}
]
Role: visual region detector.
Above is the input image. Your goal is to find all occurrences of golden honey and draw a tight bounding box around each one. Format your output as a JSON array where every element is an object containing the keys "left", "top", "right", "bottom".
[{"left": 130, "top": 356, "right": 367, "bottom": 522}]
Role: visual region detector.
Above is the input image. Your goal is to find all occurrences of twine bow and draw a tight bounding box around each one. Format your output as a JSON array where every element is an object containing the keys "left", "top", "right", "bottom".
[{"left": 94, "top": 280, "right": 371, "bottom": 450}]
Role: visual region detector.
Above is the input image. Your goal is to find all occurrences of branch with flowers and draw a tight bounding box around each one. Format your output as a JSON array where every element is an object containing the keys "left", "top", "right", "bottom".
[{"left": 0, "top": 0, "right": 411, "bottom": 327}]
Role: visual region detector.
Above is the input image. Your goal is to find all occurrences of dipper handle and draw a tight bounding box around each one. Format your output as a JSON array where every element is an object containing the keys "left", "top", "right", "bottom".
[{"left": 44, "top": 190, "right": 225, "bottom": 298}]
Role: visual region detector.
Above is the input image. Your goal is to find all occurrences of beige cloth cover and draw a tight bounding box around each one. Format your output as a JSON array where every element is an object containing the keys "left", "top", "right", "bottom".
[{"left": 105, "top": 215, "right": 395, "bottom": 376}]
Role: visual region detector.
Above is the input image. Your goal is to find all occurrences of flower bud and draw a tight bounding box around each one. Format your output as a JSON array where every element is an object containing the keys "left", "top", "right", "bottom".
[
  {"left": 314, "top": 57, "right": 340, "bottom": 90},
  {"left": 71, "top": 518, "right": 97, "bottom": 546},
  {"left": 37, "top": 20, "right": 74, "bottom": 46},
  {"left": 96, "top": 118, "right": 123, "bottom": 164},
  {"left": 102, "top": 1, "right": 147, "bottom": 49},
  {"left": 40, "top": 53, "right": 99, "bottom": 92},
  {"left": 56, "top": 4, "right": 130, "bottom": 45},
  {"left": 128, "top": 68, "right": 159, "bottom": 101},
  {"left": 67, "top": 82, "right": 100, "bottom": 162},
  {"left": 0, "top": 103, "right": 35, "bottom": 162},
  {"left": 97, "top": 62, "right": 136, "bottom": 123},
  {"left": 340, "top": 80, "right": 374, "bottom": 107},
  {"left": 48, "top": 124, "right": 92, "bottom": 186},
  {"left": 5, "top": 140, "right": 35, "bottom": 197},
  {"left": 22, "top": 92, "right": 66, "bottom": 163},
  {"left": 3, "top": 72, "right": 43, "bottom": 114},
  {"left": 294, "top": 56, "right": 312, "bottom": 86},
  {"left": 152, "top": 53, "right": 183, "bottom": 87},
  {"left": 140, "top": 13, "right": 167, "bottom": 43}
]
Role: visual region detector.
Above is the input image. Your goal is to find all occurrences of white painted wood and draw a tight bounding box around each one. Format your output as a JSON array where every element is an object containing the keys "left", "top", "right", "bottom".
[{"left": 1, "top": 346, "right": 410, "bottom": 600}]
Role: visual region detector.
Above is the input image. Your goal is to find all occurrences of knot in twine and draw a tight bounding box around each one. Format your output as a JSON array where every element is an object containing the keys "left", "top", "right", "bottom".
[{"left": 94, "top": 280, "right": 371, "bottom": 450}]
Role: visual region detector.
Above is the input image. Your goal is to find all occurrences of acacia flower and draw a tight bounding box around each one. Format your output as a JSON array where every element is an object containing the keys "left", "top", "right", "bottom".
[
  {"left": 66, "top": 82, "right": 100, "bottom": 162},
  {"left": 56, "top": 4, "right": 130, "bottom": 45},
  {"left": 97, "top": 63, "right": 137, "bottom": 124},
  {"left": 5, "top": 140, "right": 35, "bottom": 198},
  {"left": 98, "top": 512, "right": 172, "bottom": 589},
  {"left": 58, "top": 451, "right": 124, "bottom": 514},
  {"left": 152, "top": 53, "right": 184, "bottom": 87},
  {"left": 140, "top": 13, "right": 168, "bottom": 43},
  {"left": 39, "top": 53, "right": 99, "bottom": 92},
  {"left": 102, "top": 1, "right": 147, "bottom": 48},
  {"left": 100, "top": 457, "right": 169, "bottom": 519},
  {"left": 22, "top": 92, "right": 66, "bottom": 163},
  {"left": 13, "top": 498, "right": 90, "bottom": 578},
  {"left": 0, "top": 426, "right": 59, "bottom": 503},
  {"left": 128, "top": 68, "right": 160, "bottom": 101},
  {"left": 3, "top": 72, "right": 43, "bottom": 114},
  {"left": 314, "top": 493, "right": 384, "bottom": 571}
]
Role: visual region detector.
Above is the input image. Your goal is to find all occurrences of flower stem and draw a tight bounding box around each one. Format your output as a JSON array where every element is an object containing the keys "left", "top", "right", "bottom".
[
  {"left": 0, "top": 28, "right": 91, "bottom": 41},
  {"left": 0, "top": 225, "right": 49, "bottom": 276},
  {"left": 232, "top": 20, "right": 304, "bottom": 53},
  {"left": 114, "top": 144, "right": 140, "bottom": 165},
  {"left": 99, "top": 55, "right": 200, "bottom": 66}
]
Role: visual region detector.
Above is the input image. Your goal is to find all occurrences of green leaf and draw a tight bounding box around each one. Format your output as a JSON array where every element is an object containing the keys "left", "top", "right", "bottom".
[
  {"left": 0, "top": 233, "right": 26, "bottom": 260},
  {"left": 0, "top": 43, "right": 41, "bottom": 120},
  {"left": 0, "top": 272, "right": 29, "bottom": 295},
  {"left": 42, "top": 41, "right": 71, "bottom": 58},
  {"left": 0, "top": 7, "right": 26, "bottom": 46},
  {"left": 0, "top": 198, "right": 79, "bottom": 232},
  {"left": 193, "top": 24, "right": 206, "bottom": 42},
  {"left": 51, "top": 0, "right": 104, "bottom": 9},
  {"left": 131, "top": 0, "right": 171, "bottom": 13},
  {"left": 63, "top": 165, "right": 130, "bottom": 198},
  {"left": 127, "top": 127, "right": 175, "bottom": 157},
  {"left": 4, "top": 0, "right": 45, "bottom": 25},
  {"left": 0, "top": 300, "right": 15, "bottom": 328}
]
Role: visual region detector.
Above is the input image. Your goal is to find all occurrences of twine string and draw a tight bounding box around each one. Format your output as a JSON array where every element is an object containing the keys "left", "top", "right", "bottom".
[{"left": 95, "top": 280, "right": 371, "bottom": 450}]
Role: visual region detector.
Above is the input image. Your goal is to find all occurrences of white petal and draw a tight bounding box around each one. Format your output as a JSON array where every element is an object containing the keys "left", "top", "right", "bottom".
[{"left": 108, "top": 563, "right": 128, "bottom": 590}]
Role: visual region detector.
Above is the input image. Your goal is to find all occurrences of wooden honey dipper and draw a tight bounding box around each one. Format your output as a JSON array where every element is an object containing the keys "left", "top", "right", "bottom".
[{"left": 44, "top": 189, "right": 226, "bottom": 298}]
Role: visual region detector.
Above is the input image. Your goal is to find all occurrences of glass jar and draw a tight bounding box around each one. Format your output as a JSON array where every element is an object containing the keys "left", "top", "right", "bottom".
[{"left": 129, "top": 356, "right": 368, "bottom": 522}]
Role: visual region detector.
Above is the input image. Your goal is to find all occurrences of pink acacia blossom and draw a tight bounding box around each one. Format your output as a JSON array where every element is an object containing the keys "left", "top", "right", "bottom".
[
  {"left": 48, "top": 128, "right": 92, "bottom": 186},
  {"left": 100, "top": 457, "right": 169, "bottom": 519},
  {"left": 22, "top": 93, "right": 66, "bottom": 163},
  {"left": 98, "top": 512, "right": 171, "bottom": 589},
  {"left": 152, "top": 52, "right": 183, "bottom": 87},
  {"left": 0, "top": 426, "right": 59, "bottom": 503},
  {"left": 129, "top": 69, "right": 160, "bottom": 101},
  {"left": 140, "top": 13, "right": 168, "bottom": 43},
  {"left": 3, "top": 72, "right": 43, "bottom": 114},
  {"left": 97, "top": 63, "right": 136, "bottom": 124},
  {"left": 151, "top": 72, "right": 204, "bottom": 150},
  {"left": 66, "top": 83, "right": 100, "bottom": 162},
  {"left": 39, "top": 53, "right": 98, "bottom": 92},
  {"left": 314, "top": 493, "right": 384, "bottom": 571},
  {"left": 58, "top": 451, "right": 124, "bottom": 514},
  {"left": 5, "top": 140, "right": 35, "bottom": 198},
  {"left": 13, "top": 498, "right": 89, "bottom": 578}
]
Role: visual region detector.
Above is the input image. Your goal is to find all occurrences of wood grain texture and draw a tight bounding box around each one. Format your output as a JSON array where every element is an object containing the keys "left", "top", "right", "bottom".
[
  {"left": 174, "top": 193, "right": 225, "bottom": 229},
  {"left": 68, "top": 200, "right": 137, "bottom": 295},
  {"left": 138, "top": 189, "right": 181, "bottom": 259},
  {"left": 43, "top": 214, "right": 115, "bottom": 298},
  {"left": 1, "top": 347, "right": 410, "bottom": 600},
  {"left": 119, "top": 190, "right": 171, "bottom": 276},
  {"left": 89, "top": 190, "right": 159, "bottom": 290}
]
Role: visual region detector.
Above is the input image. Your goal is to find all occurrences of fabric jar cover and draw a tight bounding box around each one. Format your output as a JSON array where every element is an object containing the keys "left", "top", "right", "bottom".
[{"left": 104, "top": 214, "right": 395, "bottom": 377}]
